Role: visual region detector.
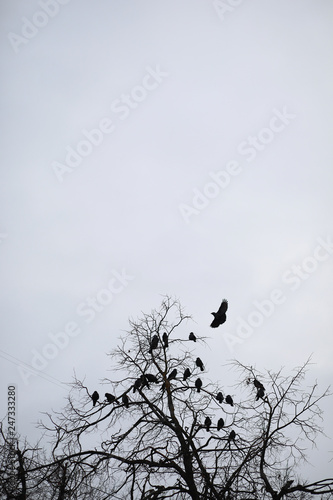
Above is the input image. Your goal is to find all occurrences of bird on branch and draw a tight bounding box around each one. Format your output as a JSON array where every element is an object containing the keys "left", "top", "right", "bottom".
[
  {"left": 225, "top": 395, "right": 234, "bottom": 406},
  {"left": 196, "top": 357, "right": 204, "bottom": 371},
  {"left": 105, "top": 393, "right": 115, "bottom": 403},
  {"left": 91, "top": 391, "right": 99, "bottom": 406},
  {"left": 195, "top": 378, "right": 203, "bottom": 393}
]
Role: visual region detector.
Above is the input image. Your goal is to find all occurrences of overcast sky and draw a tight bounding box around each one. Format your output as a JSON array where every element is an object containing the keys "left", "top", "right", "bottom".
[{"left": 1, "top": 0, "right": 333, "bottom": 481}]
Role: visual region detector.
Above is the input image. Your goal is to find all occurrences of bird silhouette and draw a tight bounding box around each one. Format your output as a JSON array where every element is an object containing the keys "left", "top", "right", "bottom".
[
  {"left": 91, "top": 391, "right": 99, "bottom": 406},
  {"left": 217, "top": 417, "right": 224, "bottom": 431},
  {"left": 216, "top": 392, "right": 224, "bottom": 404},
  {"left": 195, "top": 378, "right": 203, "bottom": 393},
  {"left": 225, "top": 395, "right": 234, "bottom": 406},
  {"left": 204, "top": 416, "right": 212, "bottom": 432},
  {"left": 105, "top": 393, "right": 115, "bottom": 403},
  {"left": 210, "top": 299, "right": 228, "bottom": 328},
  {"left": 196, "top": 357, "right": 204, "bottom": 371},
  {"left": 256, "top": 387, "right": 265, "bottom": 401},
  {"left": 168, "top": 369, "right": 177, "bottom": 381},
  {"left": 122, "top": 394, "right": 129, "bottom": 408},
  {"left": 133, "top": 378, "right": 142, "bottom": 393},
  {"left": 149, "top": 335, "right": 159, "bottom": 353},
  {"left": 162, "top": 332, "right": 169, "bottom": 348},
  {"left": 253, "top": 379, "right": 265, "bottom": 391},
  {"left": 189, "top": 332, "right": 196, "bottom": 342},
  {"left": 228, "top": 430, "right": 236, "bottom": 441},
  {"left": 183, "top": 368, "right": 191, "bottom": 381},
  {"left": 145, "top": 373, "right": 158, "bottom": 383}
]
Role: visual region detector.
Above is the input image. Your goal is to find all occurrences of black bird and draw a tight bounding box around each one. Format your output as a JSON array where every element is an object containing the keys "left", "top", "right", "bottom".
[
  {"left": 139, "top": 374, "right": 149, "bottom": 388},
  {"left": 133, "top": 378, "right": 142, "bottom": 393},
  {"left": 217, "top": 417, "right": 224, "bottom": 431},
  {"left": 162, "top": 332, "right": 169, "bottom": 348},
  {"left": 228, "top": 430, "right": 236, "bottom": 441},
  {"left": 196, "top": 357, "right": 204, "bottom": 371},
  {"left": 253, "top": 379, "right": 265, "bottom": 391},
  {"left": 149, "top": 334, "right": 159, "bottom": 353},
  {"left": 145, "top": 373, "right": 158, "bottom": 383},
  {"left": 91, "top": 391, "right": 99, "bottom": 406},
  {"left": 204, "top": 416, "right": 212, "bottom": 432},
  {"left": 216, "top": 392, "right": 224, "bottom": 404},
  {"left": 189, "top": 332, "right": 196, "bottom": 342},
  {"left": 168, "top": 369, "right": 177, "bottom": 381},
  {"left": 210, "top": 299, "right": 228, "bottom": 328},
  {"left": 183, "top": 368, "right": 191, "bottom": 381},
  {"left": 225, "top": 395, "right": 234, "bottom": 406},
  {"left": 105, "top": 393, "right": 116, "bottom": 403},
  {"left": 122, "top": 394, "right": 129, "bottom": 408},
  {"left": 195, "top": 378, "right": 203, "bottom": 393},
  {"left": 256, "top": 387, "right": 265, "bottom": 401}
]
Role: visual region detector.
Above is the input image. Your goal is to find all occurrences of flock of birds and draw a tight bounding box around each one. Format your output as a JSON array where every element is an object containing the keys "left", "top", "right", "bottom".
[{"left": 90, "top": 299, "right": 266, "bottom": 440}]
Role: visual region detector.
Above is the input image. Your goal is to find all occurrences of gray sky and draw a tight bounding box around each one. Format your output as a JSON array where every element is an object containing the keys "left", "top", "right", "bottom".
[{"left": 1, "top": 0, "right": 333, "bottom": 480}]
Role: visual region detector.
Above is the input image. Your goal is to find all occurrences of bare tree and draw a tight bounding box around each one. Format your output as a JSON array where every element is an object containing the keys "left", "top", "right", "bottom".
[{"left": 2, "top": 297, "right": 333, "bottom": 499}]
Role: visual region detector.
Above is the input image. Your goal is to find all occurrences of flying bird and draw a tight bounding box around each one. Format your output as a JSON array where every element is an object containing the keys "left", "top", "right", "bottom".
[
  {"left": 105, "top": 393, "right": 115, "bottom": 403},
  {"left": 196, "top": 357, "right": 204, "bottom": 371},
  {"left": 183, "top": 368, "right": 191, "bottom": 381},
  {"left": 189, "top": 332, "right": 196, "bottom": 342},
  {"left": 204, "top": 416, "right": 212, "bottom": 432},
  {"left": 162, "top": 332, "right": 169, "bottom": 348},
  {"left": 122, "top": 394, "right": 129, "bottom": 408},
  {"left": 228, "top": 430, "right": 236, "bottom": 441},
  {"left": 195, "top": 378, "right": 203, "bottom": 393},
  {"left": 216, "top": 392, "right": 224, "bottom": 404},
  {"left": 145, "top": 373, "right": 158, "bottom": 383},
  {"left": 149, "top": 334, "right": 159, "bottom": 353},
  {"left": 225, "top": 395, "right": 234, "bottom": 406},
  {"left": 210, "top": 299, "right": 228, "bottom": 328},
  {"left": 217, "top": 417, "right": 224, "bottom": 431},
  {"left": 91, "top": 391, "right": 99, "bottom": 406},
  {"left": 168, "top": 369, "right": 177, "bottom": 381}
]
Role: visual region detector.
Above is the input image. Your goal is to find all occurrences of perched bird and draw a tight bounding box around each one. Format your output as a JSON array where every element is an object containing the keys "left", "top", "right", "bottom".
[
  {"left": 149, "top": 334, "right": 159, "bottom": 353},
  {"left": 133, "top": 378, "right": 142, "bottom": 393},
  {"left": 256, "top": 387, "right": 265, "bottom": 401},
  {"left": 195, "top": 378, "right": 203, "bottom": 393},
  {"left": 217, "top": 417, "right": 224, "bottom": 431},
  {"left": 204, "top": 416, "right": 212, "bottom": 432},
  {"left": 196, "top": 357, "right": 204, "bottom": 371},
  {"left": 168, "top": 369, "right": 177, "bottom": 381},
  {"left": 105, "top": 393, "right": 116, "bottom": 403},
  {"left": 91, "top": 391, "right": 99, "bottom": 406},
  {"left": 216, "top": 392, "right": 224, "bottom": 404},
  {"left": 183, "top": 368, "right": 191, "bottom": 381},
  {"left": 122, "top": 394, "right": 129, "bottom": 408},
  {"left": 145, "top": 373, "right": 158, "bottom": 383},
  {"left": 210, "top": 299, "right": 228, "bottom": 328},
  {"left": 253, "top": 379, "right": 265, "bottom": 391},
  {"left": 162, "top": 332, "right": 169, "bottom": 348},
  {"left": 225, "top": 395, "right": 234, "bottom": 406},
  {"left": 139, "top": 374, "right": 149, "bottom": 388},
  {"left": 228, "top": 430, "right": 236, "bottom": 441},
  {"left": 189, "top": 332, "right": 196, "bottom": 342}
]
